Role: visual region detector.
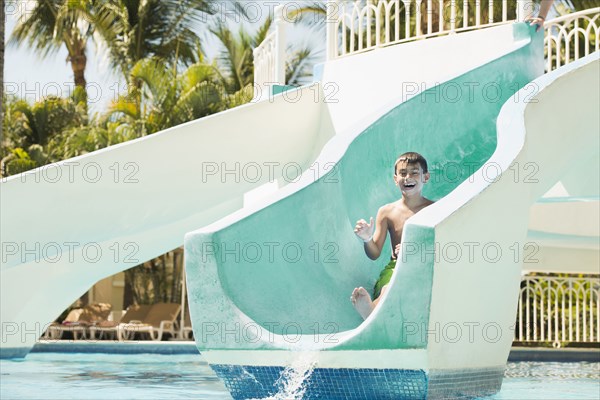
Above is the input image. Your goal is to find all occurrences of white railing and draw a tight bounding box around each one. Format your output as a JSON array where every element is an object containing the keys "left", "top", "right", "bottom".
[
  {"left": 516, "top": 275, "right": 600, "bottom": 346},
  {"left": 326, "top": 0, "right": 534, "bottom": 59},
  {"left": 253, "top": 5, "right": 287, "bottom": 99},
  {"left": 544, "top": 8, "right": 600, "bottom": 72},
  {"left": 253, "top": 3, "right": 599, "bottom": 90},
  {"left": 253, "top": 31, "right": 277, "bottom": 87}
]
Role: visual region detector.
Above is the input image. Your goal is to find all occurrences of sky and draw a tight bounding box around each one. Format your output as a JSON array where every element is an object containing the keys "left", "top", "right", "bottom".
[{"left": 4, "top": 0, "right": 325, "bottom": 114}]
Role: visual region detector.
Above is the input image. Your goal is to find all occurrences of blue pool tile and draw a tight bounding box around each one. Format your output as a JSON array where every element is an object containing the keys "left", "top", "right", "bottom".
[{"left": 211, "top": 365, "right": 428, "bottom": 399}]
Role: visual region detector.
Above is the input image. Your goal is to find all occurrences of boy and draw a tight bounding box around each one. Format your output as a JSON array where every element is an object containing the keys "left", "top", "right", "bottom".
[{"left": 351, "top": 152, "right": 434, "bottom": 319}]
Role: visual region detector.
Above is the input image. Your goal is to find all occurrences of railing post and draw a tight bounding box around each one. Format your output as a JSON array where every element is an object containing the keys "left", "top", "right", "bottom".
[
  {"left": 516, "top": 0, "right": 534, "bottom": 22},
  {"left": 252, "top": 47, "right": 260, "bottom": 88},
  {"left": 326, "top": 0, "right": 339, "bottom": 60},
  {"left": 450, "top": 0, "right": 457, "bottom": 33},
  {"left": 274, "top": 5, "right": 287, "bottom": 85}
]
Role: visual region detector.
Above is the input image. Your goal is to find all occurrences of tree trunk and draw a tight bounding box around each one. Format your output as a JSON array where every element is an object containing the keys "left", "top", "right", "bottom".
[
  {"left": 1, "top": 0, "right": 5, "bottom": 144},
  {"left": 69, "top": 42, "right": 88, "bottom": 105},
  {"left": 171, "top": 249, "right": 181, "bottom": 303},
  {"left": 123, "top": 269, "right": 135, "bottom": 308}
]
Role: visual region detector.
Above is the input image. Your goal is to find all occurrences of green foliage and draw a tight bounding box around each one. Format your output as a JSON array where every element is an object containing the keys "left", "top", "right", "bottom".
[
  {"left": 223, "top": 85, "right": 255, "bottom": 109},
  {"left": 107, "top": 57, "right": 229, "bottom": 135},
  {"left": 26, "top": 144, "right": 49, "bottom": 165},
  {"left": 211, "top": 15, "right": 317, "bottom": 90},
  {"left": 89, "top": 0, "right": 246, "bottom": 80},
  {"left": 1, "top": 147, "right": 38, "bottom": 176},
  {"left": 210, "top": 19, "right": 269, "bottom": 92},
  {"left": 124, "top": 249, "right": 184, "bottom": 306},
  {"left": 47, "top": 122, "right": 136, "bottom": 159},
  {"left": 286, "top": 46, "right": 318, "bottom": 86},
  {"left": 3, "top": 95, "right": 86, "bottom": 149}
]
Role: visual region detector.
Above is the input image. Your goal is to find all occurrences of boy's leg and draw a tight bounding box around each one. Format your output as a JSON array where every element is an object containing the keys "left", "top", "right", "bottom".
[
  {"left": 372, "top": 284, "right": 389, "bottom": 308},
  {"left": 351, "top": 287, "right": 374, "bottom": 319},
  {"left": 373, "top": 260, "right": 396, "bottom": 299},
  {"left": 351, "top": 284, "right": 390, "bottom": 320}
]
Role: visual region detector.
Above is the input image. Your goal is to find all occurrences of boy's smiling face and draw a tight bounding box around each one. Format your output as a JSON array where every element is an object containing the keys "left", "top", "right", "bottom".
[{"left": 394, "top": 161, "right": 430, "bottom": 197}]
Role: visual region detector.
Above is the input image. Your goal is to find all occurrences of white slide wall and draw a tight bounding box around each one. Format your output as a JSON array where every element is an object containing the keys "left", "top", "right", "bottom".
[{"left": 415, "top": 53, "right": 599, "bottom": 370}]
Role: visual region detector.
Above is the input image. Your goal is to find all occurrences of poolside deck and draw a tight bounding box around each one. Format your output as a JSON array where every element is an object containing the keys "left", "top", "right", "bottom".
[{"left": 31, "top": 340, "right": 600, "bottom": 363}]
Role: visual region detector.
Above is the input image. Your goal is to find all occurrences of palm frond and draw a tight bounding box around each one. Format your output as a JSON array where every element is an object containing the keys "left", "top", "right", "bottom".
[
  {"left": 286, "top": 45, "right": 318, "bottom": 86},
  {"left": 210, "top": 21, "right": 253, "bottom": 91},
  {"left": 286, "top": 3, "right": 327, "bottom": 30},
  {"left": 253, "top": 15, "right": 273, "bottom": 46},
  {"left": 130, "top": 58, "right": 174, "bottom": 112},
  {"left": 108, "top": 96, "right": 141, "bottom": 120}
]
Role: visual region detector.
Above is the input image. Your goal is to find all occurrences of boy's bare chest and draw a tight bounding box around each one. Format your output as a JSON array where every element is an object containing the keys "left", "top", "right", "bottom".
[{"left": 386, "top": 209, "right": 414, "bottom": 244}]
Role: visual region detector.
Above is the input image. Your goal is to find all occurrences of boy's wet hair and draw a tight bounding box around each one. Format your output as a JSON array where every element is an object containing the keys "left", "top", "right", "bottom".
[{"left": 394, "top": 152, "right": 428, "bottom": 174}]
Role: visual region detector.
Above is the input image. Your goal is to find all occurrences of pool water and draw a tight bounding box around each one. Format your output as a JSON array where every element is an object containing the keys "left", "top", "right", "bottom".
[{"left": 1, "top": 353, "right": 598, "bottom": 399}]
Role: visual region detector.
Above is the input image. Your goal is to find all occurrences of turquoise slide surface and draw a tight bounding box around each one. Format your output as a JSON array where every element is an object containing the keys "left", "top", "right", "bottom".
[{"left": 184, "top": 23, "right": 545, "bottom": 355}]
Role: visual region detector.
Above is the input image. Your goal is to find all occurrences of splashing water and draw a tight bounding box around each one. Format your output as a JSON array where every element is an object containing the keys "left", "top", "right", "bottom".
[{"left": 251, "top": 353, "right": 317, "bottom": 400}]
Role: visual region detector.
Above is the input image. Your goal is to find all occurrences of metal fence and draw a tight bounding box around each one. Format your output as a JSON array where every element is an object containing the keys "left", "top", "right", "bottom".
[
  {"left": 325, "top": 0, "right": 529, "bottom": 59},
  {"left": 544, "top": 8, "right": 600, "bottom": 71},
  {"left": 515, "top": 275, "right": 600, "bottom": 346}
]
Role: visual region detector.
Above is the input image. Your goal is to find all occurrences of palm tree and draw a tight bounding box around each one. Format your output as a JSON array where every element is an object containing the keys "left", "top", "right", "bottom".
[
  {"left": 10, "top": 0, "right": 245, "bottom": 108},
  {"left": 89, "top": 0, "right": 246, "bottom": 79},
  {"left": 211, "top": 16, "right": 317, "bottom": 91},
  {"left": 86, "top": 0, "right": 247, "bottom": 124},
  {"left": 210, "top": 17, "right": 272, "bottom": 93},
  {"left": 106, "top": 56, "right": 228, "bottom": 136},
  {"left": 10, "top": 0, "right": 94, "bottom": 102}
]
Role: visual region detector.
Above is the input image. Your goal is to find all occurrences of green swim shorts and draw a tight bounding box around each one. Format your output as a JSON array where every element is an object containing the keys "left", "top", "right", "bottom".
[{"left": 373, "top": 259, "right": 397, "bottom": 299}]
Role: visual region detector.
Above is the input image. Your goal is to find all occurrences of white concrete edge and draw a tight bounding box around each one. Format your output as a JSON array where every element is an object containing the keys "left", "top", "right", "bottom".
[
  {"left": 526, "top": 229, "right": 600, "bottom": 250},
  {"left": 200, "top": 349, "right": 428, "bottom": 370}
]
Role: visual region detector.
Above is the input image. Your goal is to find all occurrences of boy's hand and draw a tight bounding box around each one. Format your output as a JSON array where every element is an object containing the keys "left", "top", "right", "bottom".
[
  {"left": 354, "top": 217, "right": 374, "bottom": 242},
  {"left": 394, "top": 243, "right": 401, "bottom": 257},
  {"left": 526, "top": 16, "right": 545, "bottom": 32}
]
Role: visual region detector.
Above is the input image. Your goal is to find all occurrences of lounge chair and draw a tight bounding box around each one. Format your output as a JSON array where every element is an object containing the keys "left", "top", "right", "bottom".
[
  {"left": 44, "top": 308, "right": 84, "bottom": 340},
  {"left": 89, "top": 304, "right": 152, "bottom": 340},
  {"left": 44, "top": 303, "right": 111, "bottom": 340},
  {"left": 122, "top": 302, "right": 181, "bottom": 341}
]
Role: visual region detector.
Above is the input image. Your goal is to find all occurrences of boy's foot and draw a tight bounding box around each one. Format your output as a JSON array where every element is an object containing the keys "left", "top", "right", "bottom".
[{"left": 351, "top": 287, "right": 374, "bottom": 319}]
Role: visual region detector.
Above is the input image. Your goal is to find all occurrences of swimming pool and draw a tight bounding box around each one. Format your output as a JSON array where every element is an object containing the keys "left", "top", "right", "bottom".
[{"left": 1, "top": 353, "right": 598, "bottom": 399}]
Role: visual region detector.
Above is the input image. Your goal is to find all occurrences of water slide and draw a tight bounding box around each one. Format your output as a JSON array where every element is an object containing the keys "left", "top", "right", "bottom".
[
  {"left": 0, "top": 21, "right": 542, "bottom": 360},
  {"left": 184, "top": 23, "right": 599, "bottom": 399}
]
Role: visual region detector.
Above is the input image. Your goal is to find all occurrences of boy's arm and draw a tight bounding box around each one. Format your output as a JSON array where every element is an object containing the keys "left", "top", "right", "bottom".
[
  {"left": 527, "top": 0, "right": 553, "bottom": 31},
  {"left": 537, "top": 0, "right": 553, "bottom": 20},
  {"left": 363, "top": 206, "right": 388, "bottom": 260}
]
